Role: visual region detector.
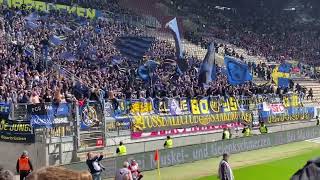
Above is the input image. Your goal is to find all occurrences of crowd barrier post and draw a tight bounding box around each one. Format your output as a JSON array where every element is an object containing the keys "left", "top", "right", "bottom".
[
  {"left": 75, "top": 103, "right": 81, "bottom": 150},
  {"left": 102, "top": 100, "right": 107, "bottom": 147}
]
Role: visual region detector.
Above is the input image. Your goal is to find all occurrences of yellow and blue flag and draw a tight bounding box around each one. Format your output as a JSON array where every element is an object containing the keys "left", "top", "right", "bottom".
[{"left": 272, "top": 63, "right": 291, "bottom": 88}]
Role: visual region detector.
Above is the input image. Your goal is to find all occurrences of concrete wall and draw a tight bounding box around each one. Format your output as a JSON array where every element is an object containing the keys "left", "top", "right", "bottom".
[
  {"left": 1, "top": 120, "right": 316, "bottom": 172},
  {"left": 0, "top": 142, "right": 47, "bottom": 173},
  {"left": 64, "top": 125, "right": 320, "bottom": 179},
  {"left": 104, "top": 120, "right": 318, "bottom": 156}
]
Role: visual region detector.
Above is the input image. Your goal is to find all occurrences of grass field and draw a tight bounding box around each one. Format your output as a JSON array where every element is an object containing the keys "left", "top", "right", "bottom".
[{"left": 143, "top": 141, "right": 320, "bottom": 180}]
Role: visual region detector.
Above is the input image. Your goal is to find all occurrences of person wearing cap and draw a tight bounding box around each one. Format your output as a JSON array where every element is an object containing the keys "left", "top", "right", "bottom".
[
  {"left": 116, "top": 141, "right": 127, "bottom": 156},
  {"left": 218, "top": 153, "right": 234, "bottom": 180},
  {"left": 115, "top": 161, "right": 133, "bottom": 180},
  {"left": 164, "top": 136, "right": 173, "bottom": 148},
  {"left": 16, "top": 151, "right": 33, "bottom": 180}
]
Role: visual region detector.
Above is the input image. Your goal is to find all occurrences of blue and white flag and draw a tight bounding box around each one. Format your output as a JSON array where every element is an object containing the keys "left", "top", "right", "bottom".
[
  {"left": 224, "top": 56, "right": 252, "bottom": 85},
  {"left": 60, "top": 51, "right": 76, "bottom": 61},
  {"left": 166, "top": 18, "right": 188, "bottom": 72},
  {"left": 28, "top": 104, "right": 54, "bottom": 129},
  {"left": 138, "top": 60, "right": 160, "bottom": 81},
  {"left": 49, "top": 35, "right": 66, "bottom": 46},
  {"left": 25, "top": 13, "right": 38, "bottom": 22},
  {"left": 198, "top": 42, "right": 216, "bottom": 85},
  {"left": 166, "top": 17, "right": 183, "bottom": 58},
  {"left": 26, "top": 21, "right": 39, "bottom": 30}
]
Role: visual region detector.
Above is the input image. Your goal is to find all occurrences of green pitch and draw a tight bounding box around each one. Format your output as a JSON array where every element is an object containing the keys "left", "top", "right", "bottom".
[
  {"left": 142, "top": 141, "right": 320, "bottom": 180},
  {"left": 196, "top": 148, "right": 320, "bottom": 180}
]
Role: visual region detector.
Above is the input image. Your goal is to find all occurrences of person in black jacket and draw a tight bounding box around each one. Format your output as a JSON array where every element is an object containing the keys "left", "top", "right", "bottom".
[{"left": 86, "top": 152, "right": 104, "bottom": 180}]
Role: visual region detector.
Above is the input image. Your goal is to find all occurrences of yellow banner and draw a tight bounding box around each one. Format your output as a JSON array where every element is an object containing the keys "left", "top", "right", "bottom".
[
  {"left": 132, "top": 112, "right": 252, "bottom": 132},
  {"left": 1, "top": 0, "right": 97, "bottom": 19}
]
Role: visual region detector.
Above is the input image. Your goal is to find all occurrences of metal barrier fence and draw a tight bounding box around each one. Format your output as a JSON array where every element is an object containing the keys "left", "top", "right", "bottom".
[{"left": 2, "top": 93, "right": 304, "bottom": 152}]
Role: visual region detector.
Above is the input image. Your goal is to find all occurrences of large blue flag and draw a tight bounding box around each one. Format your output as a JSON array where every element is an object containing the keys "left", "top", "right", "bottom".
[
  {"left": 224, "top": 56, "right": 252, "bottom": 85},
  {"left": 198, "top": 42, "right": 216, "bottom": 85},
  {"left": 166, "top": 17, "right": 188, "bottom": 72}
]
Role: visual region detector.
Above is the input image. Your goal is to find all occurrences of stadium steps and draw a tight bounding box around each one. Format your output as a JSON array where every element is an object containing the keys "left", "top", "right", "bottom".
[
  {"left": 149, "top": 30, "right": 267, "bottom": 66},
  {"left": 292, "top": 76, "right": 320, "bottom": 106}
]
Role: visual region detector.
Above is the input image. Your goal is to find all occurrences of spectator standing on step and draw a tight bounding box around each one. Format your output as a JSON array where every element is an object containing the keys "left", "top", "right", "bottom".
[{"left": 307, "top": 88, "right": 313, "bottom": 100}]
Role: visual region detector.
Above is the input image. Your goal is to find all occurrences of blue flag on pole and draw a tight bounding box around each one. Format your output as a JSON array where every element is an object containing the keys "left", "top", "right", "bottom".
[
  {"left": 278, "top": 63, "right": 291, "bottom": 73},
  {"left": 224, "top": 56, "right": 252, "bottom": 85},
  {"left": 60, "top": 52, "right": 76, "bottom": 61},
  {"left": 138, "top": 60, "right": 160, "bottom": 81},
  {"left": 166, "top": 17, "right": 188, "bottom": 73},
  {"left": 26, "top": 21, "right": 39, "bottom": 30},
  {"left": 198, "top": 42, "right": 216, "bottom": 85},
  {"left": 50, "top": 35, "right": 65, "bottom": 46},
  {"left": 166, "top": 18, "right": 183, "bottom": 58}
]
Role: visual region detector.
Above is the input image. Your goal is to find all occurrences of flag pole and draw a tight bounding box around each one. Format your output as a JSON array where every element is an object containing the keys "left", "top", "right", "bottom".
[
  {"left": 154, "top": 149, "right": 161, "bottom": 180},
  {"left": 157, "top": 154, "right": 161, "bottom": 179}
]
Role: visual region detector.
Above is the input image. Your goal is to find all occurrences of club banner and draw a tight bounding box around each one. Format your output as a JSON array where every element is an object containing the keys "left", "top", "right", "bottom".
[
  {"left": 80, "top": 101, "right": 103, "bottom": 130},
  {"left": 28, "top": 103, "right": 71, "bottom": 128},
  {"left": 0, "top": 102, "right": 10, "bottom": 118},
  {"left": 28, "top": 103, "right": 53, "bottom": 128},
  {"left": 129, "top": 98, "right": 153, "bottom": 115},
  {"left": 0, "top": 119, "right": 35, "bottom": 143},
  {"left": 107, "top": 94, "right": 301, "bottom": 118},
  {"left": 132, "top": 111, "right": 253, "bottom": 133},
  {"left": 53, "top": 103, "right": 71, "bottom": 117},
  {"left": 131, "top": 122, "right": 242, "bottom": 139},
  {"left": 260, "top": 106, "right": 315, "bottom": 124},
  {"left": 269, "top": 103, "right": 285, "bottom": 114},
  {"left": 106, "top": 118, "right": 131, "bottom": 132},
  {"left": 0, "top": 0, "right": 101, "bottom": 19}
]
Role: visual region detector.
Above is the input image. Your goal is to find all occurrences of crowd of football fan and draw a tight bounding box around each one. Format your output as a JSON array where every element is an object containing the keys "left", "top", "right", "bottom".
[
  {"left": 177, "top": 1, "right": 320, "bottom": 65},
  {"left": 0, "top": 2, "right": 316, "bottom": 104}
]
